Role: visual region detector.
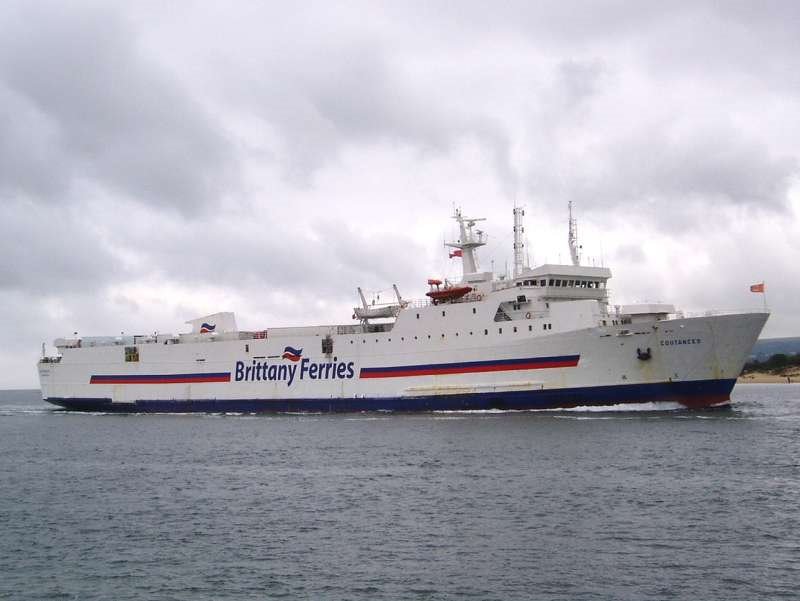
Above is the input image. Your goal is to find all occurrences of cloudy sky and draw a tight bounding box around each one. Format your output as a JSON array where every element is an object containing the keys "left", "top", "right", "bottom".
[{"left": 1, "top": 1, "right": 798, "bottom": 388}]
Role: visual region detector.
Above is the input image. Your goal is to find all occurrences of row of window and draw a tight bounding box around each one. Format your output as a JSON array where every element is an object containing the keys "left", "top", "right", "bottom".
[
  {"left": 417, "top": 307, "right": 479, "bottom": 319},
  {"left": 519, "top": 278, "right": 604, "bottom": 289},
  {"left": 348, "top": 323, "right": 554, "bottom": 343}
]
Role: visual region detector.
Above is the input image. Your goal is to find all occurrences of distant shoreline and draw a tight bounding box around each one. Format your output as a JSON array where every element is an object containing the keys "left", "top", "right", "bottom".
[{"left": 738, "top": 369, "right": 800, "bottom": 384}]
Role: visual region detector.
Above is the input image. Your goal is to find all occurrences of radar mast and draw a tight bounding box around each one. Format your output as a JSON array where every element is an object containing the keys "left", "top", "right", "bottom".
[
  {"left": 512, "top": 206, "right": 527, "bottom": 278},
  {"left": 445, "top": 208, "right": 486, "bottom": 280},
  {"left": 568, "top": 201, "right": 581, "bottom": 267}
]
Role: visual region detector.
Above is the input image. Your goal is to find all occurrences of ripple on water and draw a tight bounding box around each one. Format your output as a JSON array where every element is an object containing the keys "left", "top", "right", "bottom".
[{"left": 0, "top": 386, "right": 798, "bottom": 600}]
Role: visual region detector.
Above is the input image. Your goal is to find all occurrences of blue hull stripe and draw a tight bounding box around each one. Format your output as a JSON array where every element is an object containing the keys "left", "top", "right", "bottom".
[
  {"left": 45, "top": 378, "right": 737, "bottom": 413},
  {"left": 90, "top": 372, "right": 231, "bottom": 384},
  {"left": 360, "top": 354, "right": 580, "bottom": 378}
]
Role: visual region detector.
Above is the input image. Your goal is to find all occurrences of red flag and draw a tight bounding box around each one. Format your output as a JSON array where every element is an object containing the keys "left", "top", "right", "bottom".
[
  {"left": 449, "top": 249, "right": 463, "bottom": 258},
  {"left": 750, "top": 282, "right": 765, "bottom": 293}
]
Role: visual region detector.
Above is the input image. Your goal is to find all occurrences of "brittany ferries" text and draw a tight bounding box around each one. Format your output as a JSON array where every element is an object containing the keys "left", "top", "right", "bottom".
[{"left": 234, "top": 358, "right": 355, "bottom": 386}]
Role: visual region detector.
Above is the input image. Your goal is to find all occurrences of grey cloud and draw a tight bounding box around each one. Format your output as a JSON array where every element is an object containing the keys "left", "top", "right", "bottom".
[
  {"left": 589, "top": 127, "right": 796, "bottom": 214},
  {"left": 523, "top": 115, "right": 797, "bottom": 232},
  {"left": 111, "top": 211, "right": 427, "bottom": 307},
  {"left": 0, "top": 199, "right": 124, "bottom": 293},
  {"left": 233, "top": 41, "right": 518, "bottom": 193},
  {"left": 614, "top": 244, "right": 645, "bottom": 264},
  {"left": 0, "top": 2, "right": 235, "bottom": 214}
]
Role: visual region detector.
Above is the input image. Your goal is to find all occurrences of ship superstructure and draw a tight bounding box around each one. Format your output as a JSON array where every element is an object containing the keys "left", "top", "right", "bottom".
[{"left": 38, "top": 207, "right": 768, "bottom": 412}]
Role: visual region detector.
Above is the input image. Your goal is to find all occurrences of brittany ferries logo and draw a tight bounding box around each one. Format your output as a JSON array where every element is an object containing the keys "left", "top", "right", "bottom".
[
  {"left": 234, "top": 344, "right": 355, "bottom": 386},
  {"left": 200, "top": 322, "right": 216, "bottom": 333},
  {"left": 281, "top": 346, "right": 303, "bottom": 361}
]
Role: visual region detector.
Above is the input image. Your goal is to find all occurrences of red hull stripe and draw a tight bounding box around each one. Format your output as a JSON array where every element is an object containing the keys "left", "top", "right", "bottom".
[
  {"left": 90, "top": 373, "right": 231, "bottom": 385},
  {"left": 360, "top": 355, "right": 580, "bottom": 379}
]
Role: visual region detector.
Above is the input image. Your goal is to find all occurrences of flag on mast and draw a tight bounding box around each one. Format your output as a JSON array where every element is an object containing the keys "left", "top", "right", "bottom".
[
  {"left": 449, "top": 249, "right": 463, "bottom": 258},
  {"left": 750, "top": 282, "right": 765, "bottom": 293}
]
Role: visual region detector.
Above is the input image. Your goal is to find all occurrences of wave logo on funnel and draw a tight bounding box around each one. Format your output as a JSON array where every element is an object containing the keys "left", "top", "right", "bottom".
[
  {"left": 281, "top": 346, "right": 303, "bottom": 362},
  {"left": 200, "top": 323, "right": 216, "bottom": 333}
]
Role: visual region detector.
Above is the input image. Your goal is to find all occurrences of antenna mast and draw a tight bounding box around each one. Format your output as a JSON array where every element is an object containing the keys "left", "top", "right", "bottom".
[
  {"left": 568, "top": 201, "right": 581, "bottom": 266},
  {"left": 512, "top": 206, "right": 526, "bottom": 278}
]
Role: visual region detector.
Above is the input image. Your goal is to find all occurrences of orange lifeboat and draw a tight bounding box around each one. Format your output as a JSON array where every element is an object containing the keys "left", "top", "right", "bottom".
[{"left": 425, "top": 279, "right": 472, "bottom": 303}]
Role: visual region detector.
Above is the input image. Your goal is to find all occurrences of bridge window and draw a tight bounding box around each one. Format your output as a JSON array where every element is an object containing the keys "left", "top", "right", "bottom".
[
  {"left": 568, "top": 280, "right": 575, "bottom": 287},
  {"left": 540, "top": 279, "right": 546, "bottom": 286},
  {"left": 548, "top": 279, "right": 554, "bottom": 286}
]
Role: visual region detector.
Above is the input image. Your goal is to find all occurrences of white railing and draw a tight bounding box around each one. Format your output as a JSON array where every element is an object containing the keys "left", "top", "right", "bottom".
[{"left": 675, "top": 308, "right": 771, "bottom": 319}]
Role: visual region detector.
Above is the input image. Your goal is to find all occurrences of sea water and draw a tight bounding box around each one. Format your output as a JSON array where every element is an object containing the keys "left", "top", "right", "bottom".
[{"left": 1, "top": 385, "right": 798, "bottom": 600}]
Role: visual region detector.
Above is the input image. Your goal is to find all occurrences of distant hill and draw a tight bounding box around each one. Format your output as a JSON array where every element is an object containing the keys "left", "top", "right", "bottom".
[{"left": 750, "top": 337, "right": 800, "bottom": 360}]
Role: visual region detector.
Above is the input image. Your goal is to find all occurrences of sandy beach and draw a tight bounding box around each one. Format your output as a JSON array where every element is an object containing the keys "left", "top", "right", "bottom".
[{"left": 738, "top": 367, "right": 800, "bottom": 384}]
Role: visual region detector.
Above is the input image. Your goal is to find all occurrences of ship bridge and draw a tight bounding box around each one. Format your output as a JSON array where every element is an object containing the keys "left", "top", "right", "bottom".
[{"left": 515, "top": 264, "right": 611, "bottom": 302}]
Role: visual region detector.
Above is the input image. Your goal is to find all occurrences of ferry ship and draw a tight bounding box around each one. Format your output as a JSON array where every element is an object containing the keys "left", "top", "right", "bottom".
[{"left": 38, "top": 206, "right": 768, "bottom": 412}]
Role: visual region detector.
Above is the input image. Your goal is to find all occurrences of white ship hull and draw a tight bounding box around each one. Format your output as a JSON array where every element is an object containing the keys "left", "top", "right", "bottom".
[
  {"left": 38, "top": 208, "right": 768, "bottom": 413},
  {"left": 38, "top": 311, "right": 767, "bottom": 412}
]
